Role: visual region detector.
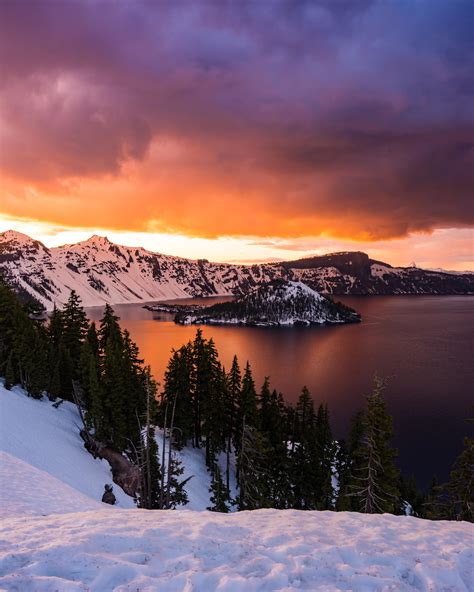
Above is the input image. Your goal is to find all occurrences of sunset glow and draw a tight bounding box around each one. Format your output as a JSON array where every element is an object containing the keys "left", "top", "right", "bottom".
[{"left": 0, "top": 1, "right": 472, "bottom": 268}]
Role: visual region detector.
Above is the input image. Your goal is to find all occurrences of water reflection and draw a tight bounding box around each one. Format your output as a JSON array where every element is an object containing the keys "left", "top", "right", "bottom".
[{"left": 86, "top": 296, "right": 474, "bottom": 487}]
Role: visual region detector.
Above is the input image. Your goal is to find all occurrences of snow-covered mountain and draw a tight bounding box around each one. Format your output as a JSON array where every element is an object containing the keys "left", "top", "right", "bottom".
[
  {"left": 0, "top": 230, "right": 282, "bottom": 309},
  {"left": 1, "top": 384, "right": 473, "bottom": 591},
  {"left": 175, "top": 280, "right": 361, "bottom": 326},
  {"left": 1, "top": 230, "right": 472, "bottom": 310}
]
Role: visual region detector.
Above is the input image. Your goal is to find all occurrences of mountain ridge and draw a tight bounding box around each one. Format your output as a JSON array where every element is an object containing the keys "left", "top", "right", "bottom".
[{"left": 1, "top": 230, "right": 472, "bottom": 309}]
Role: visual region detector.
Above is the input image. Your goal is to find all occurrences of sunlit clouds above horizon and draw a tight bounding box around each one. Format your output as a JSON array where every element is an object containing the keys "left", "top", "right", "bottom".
[
  {"left": 0, "top": 0, "right": 473, "bottom": 267},
  {"left": 0, "top": 215, "right": 472, "bottom": 271}
]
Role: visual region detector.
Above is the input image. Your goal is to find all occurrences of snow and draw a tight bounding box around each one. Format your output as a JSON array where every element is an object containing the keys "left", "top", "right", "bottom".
[
  {"left": 0, "top": 451, "right": 103, "bottom": 517},
  {"left": 1, "top": 231, "right": 472, "bottom": 307},
  {"left": 180, "top": 280, "right": 358, "bottom": 327},
  {"left": 0, "top": 384, "right": 135, "bottom": 509},
  {"left": 0, "top": 230, "right": 284, "bottom": 310},
  {"left": 1, "top": 503, "right": 472, "bottom": 591},
  {"left": 1, "top": 384, "right": 473, "bottom": 591}
]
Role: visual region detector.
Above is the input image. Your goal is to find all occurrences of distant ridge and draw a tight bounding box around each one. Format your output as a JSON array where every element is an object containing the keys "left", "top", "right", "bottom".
[{"left": 0, "top": 230, "right": 473, "bottom": 310}]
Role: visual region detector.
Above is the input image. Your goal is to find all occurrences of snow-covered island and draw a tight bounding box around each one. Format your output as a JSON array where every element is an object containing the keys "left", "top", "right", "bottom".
[
  {"left": 175, "top": 280, "right": 361, "bottom": 326},
  {"left": 1, "top": 384, "right": 473, "bottom": 591}
]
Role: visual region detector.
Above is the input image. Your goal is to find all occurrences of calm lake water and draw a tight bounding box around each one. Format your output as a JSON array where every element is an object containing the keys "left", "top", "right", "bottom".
[{"left": 86, "top": 296, "right": 474, "bottom": 488}]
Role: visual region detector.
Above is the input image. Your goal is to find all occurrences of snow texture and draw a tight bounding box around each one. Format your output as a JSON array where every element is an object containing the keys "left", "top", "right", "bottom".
[
  {"left": 1, "top": 384, "right": 473, "bottom": 591},
  {"left": 1, "top": 230, "right": 472, "bottom": 310},
  {"left": 0, "top": 384, "right": 135, "bottom": 509}
]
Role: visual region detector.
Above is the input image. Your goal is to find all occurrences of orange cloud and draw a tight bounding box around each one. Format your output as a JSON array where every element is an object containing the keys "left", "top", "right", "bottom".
[{"left": 1, "top": 1, "right": 473, "bottom": 248}]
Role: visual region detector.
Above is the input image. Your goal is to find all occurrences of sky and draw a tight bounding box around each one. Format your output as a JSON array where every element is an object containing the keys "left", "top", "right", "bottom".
[{"left": 0, "top": 0, "right": 473, "bottom": 269}]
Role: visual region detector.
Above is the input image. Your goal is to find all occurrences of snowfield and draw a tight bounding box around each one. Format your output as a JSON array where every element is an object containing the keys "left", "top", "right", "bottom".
[{"left": 1, "top": 385, "right": 473, "bottom": 591}]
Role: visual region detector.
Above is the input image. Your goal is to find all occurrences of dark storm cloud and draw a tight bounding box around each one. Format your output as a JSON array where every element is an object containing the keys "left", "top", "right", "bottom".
[{"left": 0, "top": 0, "right": 473, "bottom": 238}]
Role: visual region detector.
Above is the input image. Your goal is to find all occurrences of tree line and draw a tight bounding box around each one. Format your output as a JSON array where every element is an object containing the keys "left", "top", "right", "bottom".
[{"left": 0, "top": 279, "right": 471, "bottom": 520}]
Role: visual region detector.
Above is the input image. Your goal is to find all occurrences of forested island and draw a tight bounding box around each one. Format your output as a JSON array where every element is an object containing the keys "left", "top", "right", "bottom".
[
  {"left": 173, "top": 280, "right": 361, "bottom": 326},
  {"left": 0, "top": 279, "right": 471, "bottom": 520}
]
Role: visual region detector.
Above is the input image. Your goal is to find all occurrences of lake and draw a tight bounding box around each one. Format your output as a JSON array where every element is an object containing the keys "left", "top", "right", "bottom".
[{"left": 86, "top": 296, "right": 474, "bottom": 488}]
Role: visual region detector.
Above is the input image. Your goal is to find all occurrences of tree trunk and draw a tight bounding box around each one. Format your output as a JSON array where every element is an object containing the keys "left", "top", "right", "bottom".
[
  {"left": 165, "top": 393, "right": 178, "bottom": 509},
  {"left": 160, "top": 402, "right": 168, "bottom": 509},
  {"left": 80, "top": 430, "right": 140, "bottom": 498}
]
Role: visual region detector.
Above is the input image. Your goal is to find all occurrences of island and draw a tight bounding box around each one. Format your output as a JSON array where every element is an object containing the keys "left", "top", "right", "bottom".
[{"left": 171, "top": 280, "right": 361, "bottom": 327}]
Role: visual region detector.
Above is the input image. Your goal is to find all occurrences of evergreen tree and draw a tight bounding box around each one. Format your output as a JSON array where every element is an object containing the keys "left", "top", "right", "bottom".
[
  {"left": 436, "top": 413, "right": 474, "bottom": 522},
  {"left": 336, "top": 410, "right": 366, "bottom": 511},
  {"left": 398, "top": 475, "right": 425, "bottom": 517},
  {"left": 259, "top": 376, "right": 272, "bottom": 432},
  {"left": 190, "top": 329, "right": 207, "bottom": 447},
  {"left": 4, "top": 351, "right": 15, "bottom": 390},
  {"left": 200, "top": 339, "right": 226, "bottom": 466},
  {"left": 235, "top": 361, "right": 258, "bottom": 455},
  {"left": 0, "top": 280, "right": 48, "bottom": 397},
  {"left": 443, "top": 435, "right": 473, "bottom": 522},
  {"left": 138, "top": 425, "right": 162, "bottom": 510},
  {"left": 315, "top": 403, "right": 335, "bottom": 509},
  {"left": 164, "top": 455, "right": 192, "bottom": 509},
  {"left": 349, "top": 376, "right": 399, "bottom": 513},
  {"left": 237, "top": 422, "right": 269, "bottom": 510},
  {"left": 61, "top": 290, "right": 88, "bottom": 398},
  {"left": 48, "top": 360, "right": 61, "bottom": 400},
  {"left": 226, "top": 355, "right": 241, "bottom": 485},
  {"left": 334, "top": 439, "right": 352, "bottom": 511},
  {"left": 16, "top": 320, "right": 48, "bottom": 398},
  {"left": 162, "top": 345, "right": 194, "bottom": 448},
  {"left": 208, "top": 465, "right": 231, "bottom": 512}
]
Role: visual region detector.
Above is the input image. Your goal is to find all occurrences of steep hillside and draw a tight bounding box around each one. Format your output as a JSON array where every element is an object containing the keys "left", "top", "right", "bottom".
[
  {"left": 1, "top": 230, "right": 472, "bottom": 310},
  {"left": 175, "top": 280, "right": 360, "bottom": 326},
  {"left": 0, "top": 384, "right": 234, "bottom": 512},
  {"left": 0, "top": 230, "right": 281, "bottom": 309}
]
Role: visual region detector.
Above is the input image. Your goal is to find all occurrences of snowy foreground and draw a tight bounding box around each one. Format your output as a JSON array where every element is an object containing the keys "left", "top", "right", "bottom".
[{"left": 1, "top": 386, "right": 473, "bottom": 591}]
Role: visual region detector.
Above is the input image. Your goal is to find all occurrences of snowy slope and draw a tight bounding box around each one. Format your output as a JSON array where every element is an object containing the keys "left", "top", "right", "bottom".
[
  {"left": 0, "top": 451, "right": 104, "bottom": 517},
  {"left": 1, "top": 230, "right": 472, "bottom": 310},
  {"left": 0, "top": 384, "right": 135, "bottom": 508},
  {"left": 0, "top": 230, "right": 282, "bottom": 310},
  {"left": 0, "top": 383, "right": 232, "bottom": 512},
  {"left": 1, "top": 384, "right": 473, "bottom": 591}
]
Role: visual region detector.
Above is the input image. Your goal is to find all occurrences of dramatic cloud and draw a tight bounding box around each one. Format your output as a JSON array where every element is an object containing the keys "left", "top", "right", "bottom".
[{"left": 0, "top": 0, "right": 473, "bottom": 240}]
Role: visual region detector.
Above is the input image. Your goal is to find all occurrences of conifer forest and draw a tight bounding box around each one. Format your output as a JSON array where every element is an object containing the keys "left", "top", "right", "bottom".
[{"left": 0, "top": 280, "right": 472, "bottom": 522}]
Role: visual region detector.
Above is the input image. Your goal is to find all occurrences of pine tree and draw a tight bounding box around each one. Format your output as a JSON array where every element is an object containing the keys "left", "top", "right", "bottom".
[
  {"left": 16, "top": 321, "right": 48, "bottom": 398},
  {"left": 398, "top": 475, "right": 425, "bottom": 517},
  {"left": 190, "top": 329, "right": 207, "bottom": 448},
  {"left": 259, "top": 376, "right": 272, "bottom": 432},
  {"left": 162, "top": 345, "right": 194, "bottom": 448},
  {"left": 226, "top": 355, "right": 241, "bottom": 487},
  {"left": 165, "top": 455, "right": 192, "bottom": 509},
  {"left": 349, "top": 376, "right": 399, "bottom": 513},
  {"left": 61, "top": 290, "right": 89, "bottom": 397},
  {"left": 208, "top": 465, "right": 231, "bottom": 512},
  {"left": 235, "top": 361, "right": 258, "bottom": 454},
  {"left": 438, "top": 412, "right": 474, "bottom": 521},
  {"left": 336, "top": 411, "right": 365, "bottom": 510},
  {"left": 4, "top": 351, "right": 15, "bottom": 390},
  {"left": 295, "top": 386, "right": 314, "bottom": 441},
  {"left": 315, "top": 403, "right": 335, "bottom": 509},
  {"left": 334, "top": 439, "right": 352, "bottom": 511},
  {"left": 0, "top": 280, "right": 48, "bottom": 398},
  {"left": 48, "top": 360, "right": 61, "bottom": 400},
  {"left": 237, "top": 421, "right": 269, "bottom": 510},
  {"left": 137, "top": 421, "right": 162, "bottom": 510}
]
